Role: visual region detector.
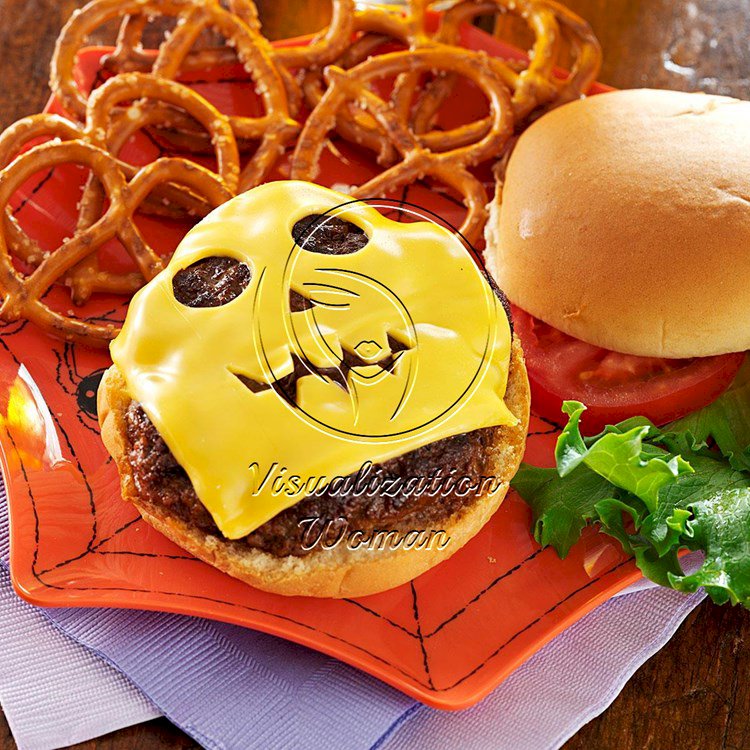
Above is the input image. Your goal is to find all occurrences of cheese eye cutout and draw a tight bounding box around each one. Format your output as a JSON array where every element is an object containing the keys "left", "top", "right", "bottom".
[
  {"left": 111, "top": 182, "right": 516, "bottom": 539},
  {"left": 291, "top": 214, "right": 369, "bottom": 255},
  {"left": 172, "top": 256, "right": 251, "bottom": 307}
]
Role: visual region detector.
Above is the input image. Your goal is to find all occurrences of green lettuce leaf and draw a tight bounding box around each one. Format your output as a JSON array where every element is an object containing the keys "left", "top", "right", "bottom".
[
  {"left": 649, "top": 454, "right": 749, "bottom": 549},
  {"left": 554, "top": 401, "right": 693, "bottom": 511},
  {"left": 513, "top": 365, "right": 750, "bottom": 610},
  {"left": 668, "top": 362, "right": 750, "bottom": 472},
  {"left": 511, "top": 464, "right": 620, "bottom": 558},
  {"left": 670, "top": 488, "right": 750, "bottom": 606}
]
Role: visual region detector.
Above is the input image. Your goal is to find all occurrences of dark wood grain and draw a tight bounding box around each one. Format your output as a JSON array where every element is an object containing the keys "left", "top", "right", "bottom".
[{"left": 0, "top": 0, "right": 748, "bottom": 748}]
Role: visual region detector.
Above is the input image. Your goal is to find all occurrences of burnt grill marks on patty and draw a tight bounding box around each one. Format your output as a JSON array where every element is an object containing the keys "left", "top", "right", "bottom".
[{"left": 125, "top": 401, "right": 499, "bottom": 557}]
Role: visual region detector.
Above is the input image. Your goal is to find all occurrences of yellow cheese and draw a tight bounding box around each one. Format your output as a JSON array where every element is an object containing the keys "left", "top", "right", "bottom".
[{"left": 111, "top": 181, "right": 515, "bottom": 539}]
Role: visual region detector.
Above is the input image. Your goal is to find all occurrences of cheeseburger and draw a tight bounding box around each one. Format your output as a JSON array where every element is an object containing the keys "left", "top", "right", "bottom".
[
  {"left": 99, "top": 182, "right": 529, "bottom": 598},
  {"left": 486, "top": 88, "right": 750, "bottom": 432}
]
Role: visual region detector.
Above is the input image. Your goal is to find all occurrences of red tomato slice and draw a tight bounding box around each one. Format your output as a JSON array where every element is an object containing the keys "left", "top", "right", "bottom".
[{"left": 511, "top": 305, "right": 746, "bottom": 434}]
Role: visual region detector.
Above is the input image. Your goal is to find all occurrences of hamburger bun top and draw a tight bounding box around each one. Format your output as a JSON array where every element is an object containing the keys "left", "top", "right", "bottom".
[{"left": 486, "top": 88, "right": 750, "bottom": 358}]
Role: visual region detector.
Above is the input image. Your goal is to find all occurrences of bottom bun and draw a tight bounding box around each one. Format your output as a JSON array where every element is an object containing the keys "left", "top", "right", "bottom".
[{"left": 98, "top": 339, "right": 530, "bottom": 598}]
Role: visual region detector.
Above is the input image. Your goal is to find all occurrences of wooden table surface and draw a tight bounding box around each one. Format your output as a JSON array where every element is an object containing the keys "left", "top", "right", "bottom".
[{"left": 0, "top": 1, "right": 748, "bottom": 748}]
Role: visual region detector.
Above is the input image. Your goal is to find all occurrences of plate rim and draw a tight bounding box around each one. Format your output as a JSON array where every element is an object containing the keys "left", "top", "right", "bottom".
[{"left": 3, "top": 31, "right": 636, "bottom": 711}]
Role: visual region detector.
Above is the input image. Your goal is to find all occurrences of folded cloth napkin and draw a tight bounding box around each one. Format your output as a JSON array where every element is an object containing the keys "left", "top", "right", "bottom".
[
  {"left": 0, "top": 566, "right": 159, "bottom": 750},
  {"left": 0, "top": 485, "right": 704, "bottom": 750}
]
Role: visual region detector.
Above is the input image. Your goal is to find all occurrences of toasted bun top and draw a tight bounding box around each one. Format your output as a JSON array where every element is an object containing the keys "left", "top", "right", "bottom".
[{"left": 486, "top": 88, "right": 750, "bottom": 358}]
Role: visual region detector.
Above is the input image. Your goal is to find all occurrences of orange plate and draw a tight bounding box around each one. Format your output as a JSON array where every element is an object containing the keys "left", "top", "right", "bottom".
[{"left": 3, "top": 27, "right": 637, "bottom": 711}]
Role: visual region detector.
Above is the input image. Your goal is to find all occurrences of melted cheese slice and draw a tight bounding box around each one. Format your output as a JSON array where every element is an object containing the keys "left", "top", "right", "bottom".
[{"left": 111, "top": 181, "right": 516, "bottom": 539}]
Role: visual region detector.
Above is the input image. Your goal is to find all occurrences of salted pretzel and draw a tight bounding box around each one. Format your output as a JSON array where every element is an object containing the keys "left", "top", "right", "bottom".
[
  {"left": 100, "top": 0, "right": 262, "bottom": 74},
  {"left": 98, "top": 0, "right": 304, "bottom": 120},
  {"left": 408, "top": 0, "right": 601, "bottom": 145},
  {"left": 95, "top": 0, "right": 355, "bottom": 153},
  {"left": 0, "top": 113, "right": 215, "bottom": 223},
  {"left": 0, "top": 140, "right": 232, "bottom": 346},
  {"left": 291, "top": 48, "right": 515, "bottom": 245},
  {"left": 64, "top": 72, "right": 239, "bottom": 302},
  {"left": 301, "top": 0, "right": 556, "bottom": 163},
  {"left": 544, "top": 0, "right": 602, "bottom": 106},
  {"left": 51, "top": 0, "right": 298, "bottom": 189},
  {"left": 0, "top": 73, "right": 239, "bottom": 302},
  {"left": 102, "top": 0, "right": 355, "bottom": 93},
  {"left": 0, "top": 73, "right": 239, "bottom": 195},
  {"left": 302, "top": 0, "right": 598, "bottom": 163},
  {"left": 274, "top": 0, "right": 356, "bottom": 70},
  {"left": 301, "top": 0, "right": 441, "bottom": 165},
  {"left": 439, "top": 0, "right": 560, "bottom": 120}
]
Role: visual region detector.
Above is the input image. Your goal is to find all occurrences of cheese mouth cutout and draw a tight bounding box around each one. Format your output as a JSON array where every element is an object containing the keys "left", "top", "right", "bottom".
[
  {"left": 238, "top": 239, "right": 422, "bottom": 438},
  {"left": 111, "top": 181, "right": 516, "bottom": 539}
]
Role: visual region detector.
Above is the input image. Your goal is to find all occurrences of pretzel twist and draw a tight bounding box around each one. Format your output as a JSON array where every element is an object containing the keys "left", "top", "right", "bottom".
[
  {"left": 102, "top": 0, "right": 355, "bottom": 79},
  {"left": 97, "top": 0, "right": 303, "bottom": 122},
  {"left": 543, "top": 0, "right": 602, "bottom": 106},
  {"left": 301, "top": 0, "right": 599, "bottom": 162},
  {"left": 0, "top": 73, "right": 240, "bottom": 303},
  {"left": 412, "top": 0, "right": 601, "bottom": 141},
  {"left": 51, "top": 0, "right": 298, "bottom": 189},
  {"left": 301, "top": 1, "right": 440, "bottom": 165},
  {"left": 96, "top": 0, "right": 355, "bottom": 151},
  {"left": 291, "top": 48, "right": 515, "bottom": 244},
  {"left": 0, "top": 141, "right": 232, "bottom": 346},
  {"left": 100, "top": 0, "right": 262, "bottom": 73},
  {"left": 0, "top": 73, "right": 239, "bottom": 188}
]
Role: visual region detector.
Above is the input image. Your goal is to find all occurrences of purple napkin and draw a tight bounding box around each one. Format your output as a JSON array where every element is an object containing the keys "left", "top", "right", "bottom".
[
  {"left": 0, "top": 565, "right": 159, "bottom": 750},
  {"left": 0, "top": 482, "right": 704, "bottom": 750}
]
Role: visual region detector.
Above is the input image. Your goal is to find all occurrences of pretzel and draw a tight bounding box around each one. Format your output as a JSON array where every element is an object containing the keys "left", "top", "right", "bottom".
[
  {"left": 96, "top": 0, "right": 355, "bottom": 153},
  {"left": 71, "top": 72, "right": 239, "bottom": 302},
  {"left": 544, "top": 0, "right": 602, "bottom": 107},
  {"left": 410, "top": 0, "right": 601, "bottom": 146},
  {"left": 291, "top": 48, "right": 515, "bottom": 244},
  {"left": 51, "top": 0, "right": 298, "bottom": 189},
  {"left": 0, "top": 140, "right": 232, "bottom": 346},
  {"left": 301, "top": 5, "right": 421, "bottom": 164},
  {"left": 102, "top": 0, "right": 355, "bottom": 88},
  {"left": 301, "top": 1, "right": 438, "bottom": 165},
  {"left": 98, "top": 0, "right": 303, "bottom": 121},
  {"left": 0, "top": 112, "right": 212, "bottom": 223},
  {"left": 302, "top": 0, "right": 598, "bottom": 163},
  {"left": 100, "top": 0, "right": 262, "bottom": 74},
  {"left": 0, "top": 73, "right": 239, "bottom": 192},
  {"left": 0, "top": 73, "right": 239, "bottom": 302},
  {"left": 301, "top": 0, "right": 546, "bottom": 163},
  {"left": 273, "top": 0, "right": 356, "bottom": 70}
]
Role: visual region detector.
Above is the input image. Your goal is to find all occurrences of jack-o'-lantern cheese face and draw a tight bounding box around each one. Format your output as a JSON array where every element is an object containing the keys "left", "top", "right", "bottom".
[{"left": 111, "top": 182, "right": 516, "bottom": 539}]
